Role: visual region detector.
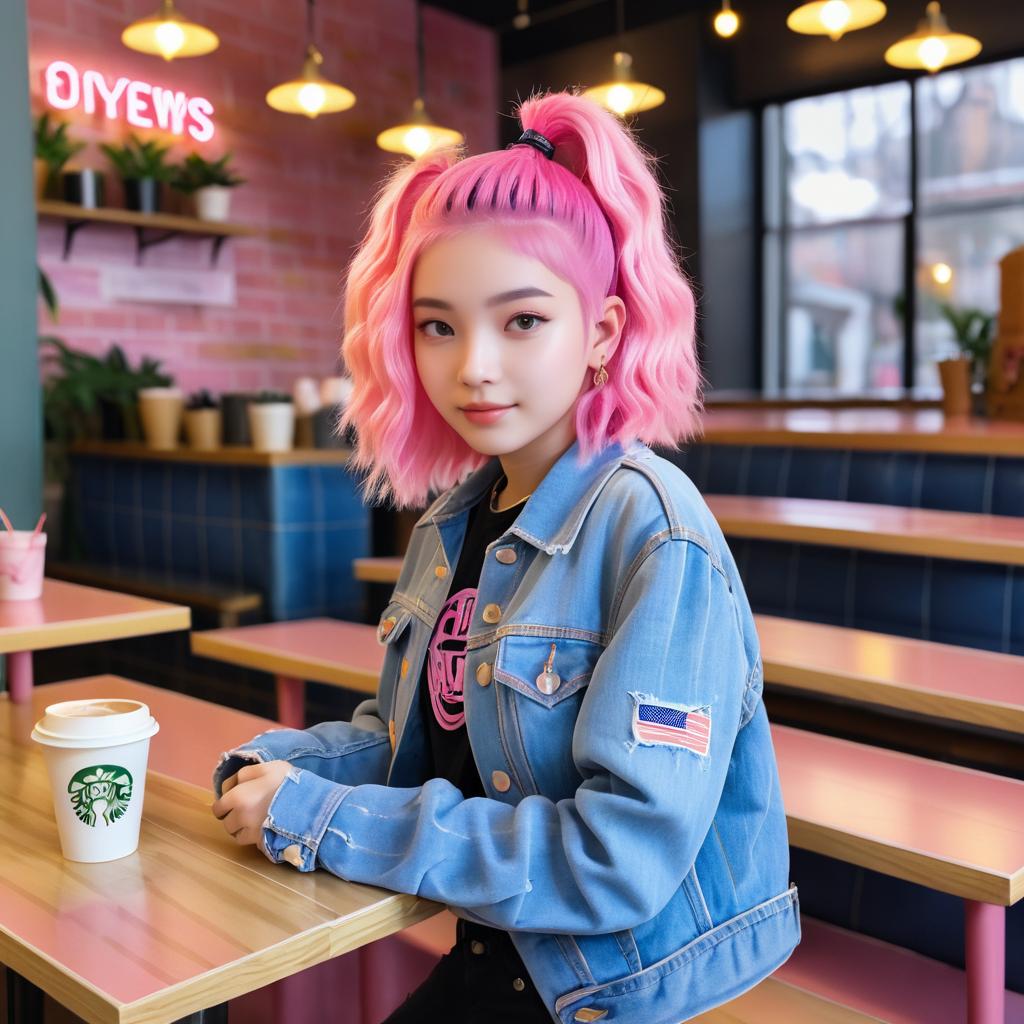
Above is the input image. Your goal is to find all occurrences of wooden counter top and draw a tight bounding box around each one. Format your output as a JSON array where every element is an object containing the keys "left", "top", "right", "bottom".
[
  {"left": 698, "top": 409, "right": 1024, "bottom": 456},
  {"left": 71, "top": 440, "right": 352, "bottom": 467}
]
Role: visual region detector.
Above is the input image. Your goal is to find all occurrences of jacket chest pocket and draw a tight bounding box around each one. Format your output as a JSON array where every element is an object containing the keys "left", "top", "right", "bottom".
[{"left": 492, "top": 634, "right": 604, "bottom": 799}]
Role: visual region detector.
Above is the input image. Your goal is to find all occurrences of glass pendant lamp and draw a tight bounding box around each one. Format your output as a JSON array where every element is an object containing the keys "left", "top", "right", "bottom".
[
  {"left": 884, "top": 2, "right": 981, "bottom": 72},
  {"left": 377, "top": 1, "right": 463, "bottom": 158},
  {"left": 122, "top": 0, "right": 219, "bottom": 60},
  {"left": 582, "top": 0, "right": 665, "bottom": 117},
  {"left": 786, "top": 0, "right": 887, "bottom": 41},
  {"left": 266, "top": 0, "right": 356, "bottom": 118}
]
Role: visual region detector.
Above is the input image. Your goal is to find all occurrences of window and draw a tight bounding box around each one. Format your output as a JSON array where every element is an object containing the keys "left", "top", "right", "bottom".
[{"left": 764, "top": 57, "right": 1024, "bottom": 394}]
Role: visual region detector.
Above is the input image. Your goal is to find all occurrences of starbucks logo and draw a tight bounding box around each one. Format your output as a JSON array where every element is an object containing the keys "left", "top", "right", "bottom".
[{"left": 68, "top": 765, "right": 134, "bottom": 827}]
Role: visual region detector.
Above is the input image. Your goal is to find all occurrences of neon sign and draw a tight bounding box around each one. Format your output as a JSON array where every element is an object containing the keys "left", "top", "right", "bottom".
[{"left": 44, "top": 60, "right": 215, "bottom": 142}]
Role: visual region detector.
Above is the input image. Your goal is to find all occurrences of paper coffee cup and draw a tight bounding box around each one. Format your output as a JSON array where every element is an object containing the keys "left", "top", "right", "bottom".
[{"left": 31, "top": 699, "right": 159, "bottom": 863}]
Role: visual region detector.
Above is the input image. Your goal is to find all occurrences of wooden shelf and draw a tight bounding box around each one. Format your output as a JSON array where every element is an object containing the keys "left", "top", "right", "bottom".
[{"left": 37, "top": 199, "right": 267, "bottom": 265}]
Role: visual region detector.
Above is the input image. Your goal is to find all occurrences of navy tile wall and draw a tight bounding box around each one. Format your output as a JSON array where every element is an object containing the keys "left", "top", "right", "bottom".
[
  {"left": 677, "top": 444, "right": 1024, "bottom": 518},
  {"left": 71, "top": 453, "right": 370, "bottom": 621},
  {"left": 846, "top": 451, "right": 921, "bottom": 507}
]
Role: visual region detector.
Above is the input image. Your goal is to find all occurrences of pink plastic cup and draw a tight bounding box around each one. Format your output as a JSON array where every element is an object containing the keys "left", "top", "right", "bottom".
[{"left": 0, "top": 530, "right": 47, "bottom": 600}]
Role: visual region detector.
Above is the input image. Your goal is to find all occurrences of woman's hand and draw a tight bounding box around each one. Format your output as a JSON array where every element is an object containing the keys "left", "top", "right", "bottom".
[{"left": 212, "top": 760, "right": 293, "bottom": 852}]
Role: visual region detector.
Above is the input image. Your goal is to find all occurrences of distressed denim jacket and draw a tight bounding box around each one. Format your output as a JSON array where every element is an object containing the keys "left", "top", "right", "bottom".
[{"left": 213, "top": 438, "right": 800, "bottom": 1024}]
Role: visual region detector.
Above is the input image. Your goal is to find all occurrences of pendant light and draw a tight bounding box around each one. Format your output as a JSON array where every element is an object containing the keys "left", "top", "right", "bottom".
[
  {"left": 787, "top": 0, "right": 886, "bottom": 41},
  {"left": 377, "top": 1, "right": 464, "bottom": 158},
  {"left": 121, "top": 0, "right": 218, "bottom": 60},
  {"left": 582, "top": 0, "right": 665, "bottom": 118},
  {"left": 266, "top": 0, "right": 356, "bottom": 119},
  {"left": 884, "top": 2, "right": 981, "bottom": 73},
  {"left": 713, "top": 1, "right": 741, "bottom": 39}
]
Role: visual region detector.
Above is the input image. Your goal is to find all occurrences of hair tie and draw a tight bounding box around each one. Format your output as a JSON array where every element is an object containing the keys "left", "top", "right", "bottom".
[{"left": 506, "top": 128, "right": 555, "bottom": 160}]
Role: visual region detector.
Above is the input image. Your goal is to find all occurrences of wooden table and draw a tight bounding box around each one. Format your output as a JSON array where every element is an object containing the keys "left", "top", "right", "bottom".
[
  {"left": 0, "top": 677, "right": 440, "bottom": 1024},
  {"left": 191, "top": 619, "right": 380, "bottom": 728},
  {"left": 0, "top": 580, "right": 190, "bottom": 703}
]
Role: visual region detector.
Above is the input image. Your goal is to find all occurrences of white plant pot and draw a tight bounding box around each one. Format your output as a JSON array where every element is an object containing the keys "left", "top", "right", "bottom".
[
  {"left": 195, "top": 185, "right": 232, "bottom": 222},
  {"left": 248, "top": 403, "right": 295, "bottom": 452}
]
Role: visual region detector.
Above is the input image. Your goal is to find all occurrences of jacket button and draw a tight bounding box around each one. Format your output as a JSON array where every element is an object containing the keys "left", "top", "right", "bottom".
[
  {"left": 512, "top": 978, "right": 526, "bottom": 992},
  {"left": 495, "top": 547, "right": 517, "bottom": 564},
  {"left": 482, "top": 603, "right": 502, "bottom": 624},
  {"left": 401, "top": 657, "right": 409, "bottom": 678},
  {"left": 377, "top": 617, "right": 396, "bottom": 642},
  {"left": 475, "top": 662, "right": 492, "bottom": 687},
  {"left": 491, "top": 770, "right": 511, "bottom": 792},
  {"left": 470, "top": 940, "right": 486, "bottom": 955},
  {"left": 434, "top": 565, "right": 448, "bottom": 578}
]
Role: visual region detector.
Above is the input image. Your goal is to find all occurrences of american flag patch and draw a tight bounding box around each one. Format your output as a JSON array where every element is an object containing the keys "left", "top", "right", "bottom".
[{"left": 632, "top": 699, "right": 711, "bottom": 756}]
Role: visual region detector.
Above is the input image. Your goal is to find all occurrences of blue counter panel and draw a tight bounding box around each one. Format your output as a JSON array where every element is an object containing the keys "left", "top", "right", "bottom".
[{"left": 70, "top": 454, "right": 370, "bottom": 621}]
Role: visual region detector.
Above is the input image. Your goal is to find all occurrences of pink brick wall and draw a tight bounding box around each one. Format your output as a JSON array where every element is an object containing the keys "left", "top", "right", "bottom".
[{"left": 29, "top": 0, "right": 498, "bottom": 396}]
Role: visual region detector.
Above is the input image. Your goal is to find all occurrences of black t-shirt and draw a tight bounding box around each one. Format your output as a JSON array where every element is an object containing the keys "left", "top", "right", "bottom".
[{"left": 418, "top": 490, "right": 522, "bottom": 799}]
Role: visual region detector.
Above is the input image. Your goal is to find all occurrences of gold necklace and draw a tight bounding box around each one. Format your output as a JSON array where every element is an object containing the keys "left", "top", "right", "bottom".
[{"left": 489, "top": 475, "right": 531, "bottom": 513}]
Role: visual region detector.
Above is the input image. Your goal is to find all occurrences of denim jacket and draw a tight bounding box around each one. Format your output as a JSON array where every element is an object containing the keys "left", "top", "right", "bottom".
[{"left": 213, "top": 438, "right": 800, "bottom": 1024}]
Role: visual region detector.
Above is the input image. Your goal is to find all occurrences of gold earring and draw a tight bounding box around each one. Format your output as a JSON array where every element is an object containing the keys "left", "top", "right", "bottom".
[{"left": 593, "top": 356, "right": 609, "bottom": 388}]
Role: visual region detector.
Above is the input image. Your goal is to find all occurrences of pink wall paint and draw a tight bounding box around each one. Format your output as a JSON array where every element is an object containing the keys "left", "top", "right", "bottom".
[{"left": 29, "top": 0, "right": 498, "bottom": 397}]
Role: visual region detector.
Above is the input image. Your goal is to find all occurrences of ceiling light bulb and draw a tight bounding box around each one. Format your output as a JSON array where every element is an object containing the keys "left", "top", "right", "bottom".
[
  {"left": 607, "top": 84, "right": 634, "bottom": 116},
  {"left": 403, "top": 126, "right": 432, "bottom": 157},
  {"left": 714, "top": 8, "right": 740, "bottom": 37},
  {"left": 931, "top": 262, "right": 953, "bottom": 285},
  {"left": 297, "top": 82, "right": 326, "bottom": 117},
  {"left": 820, "top": 1, "right": 852, "bottom": 38},
  {"left": 918, "top": 35, "right": 948, "bottom": 71},
  {"left": 154, "top": 20, "right": 186, "bottom": 59}
]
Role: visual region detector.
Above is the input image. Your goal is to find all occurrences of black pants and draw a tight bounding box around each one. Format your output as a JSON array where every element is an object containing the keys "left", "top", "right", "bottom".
[{"left": 382, "top": 919, "right": 552, "bottom": 1024}]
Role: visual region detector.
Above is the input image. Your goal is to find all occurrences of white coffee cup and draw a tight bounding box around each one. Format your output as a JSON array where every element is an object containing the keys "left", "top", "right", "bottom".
[{"left": 31, "top": 699, "right": 160, "bottom": 863}]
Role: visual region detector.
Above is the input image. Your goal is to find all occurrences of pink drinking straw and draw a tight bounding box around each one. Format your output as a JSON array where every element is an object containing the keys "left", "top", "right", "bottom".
[{"left": 0, "top": 508, "right": 13, "bottom": 534}]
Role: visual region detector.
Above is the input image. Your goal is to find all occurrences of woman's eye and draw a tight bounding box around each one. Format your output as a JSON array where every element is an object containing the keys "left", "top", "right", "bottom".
[
  {"left": 508, "top": 313, "right": 547, "bottom": 332},
  {"left": 418, "top": 320, "right": 454, "bottom": 338}
]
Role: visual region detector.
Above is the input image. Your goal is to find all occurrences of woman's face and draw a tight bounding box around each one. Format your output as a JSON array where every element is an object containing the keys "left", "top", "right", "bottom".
[{"left": 412, "top": 227, "right": 612, "bottom": 466}]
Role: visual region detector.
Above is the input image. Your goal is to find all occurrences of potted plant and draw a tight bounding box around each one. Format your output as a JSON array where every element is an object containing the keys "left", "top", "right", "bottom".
[
  {"left": 41, "top": 339, "right": 173, "bottom": 444},
  {"left": 172, "top": 152, "right": 245, "bottom": 222},
  {"left": 100, "top": 135, "right": 174, "bottom": 213},
  {"left": 937, "top": 303, "right": 995, "bottom": 417},
  {"left": 247, "top": 390, "right": 294, "bottom": 452},
  {"left": 34, "top": 112, "right": 87, "bottom": 202},
  {"left": 184, "top": 389, "right": 222, "bottom": 450}
]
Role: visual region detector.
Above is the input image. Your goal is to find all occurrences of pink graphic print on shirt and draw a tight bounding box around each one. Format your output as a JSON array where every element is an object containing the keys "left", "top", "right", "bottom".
[{"left": 426, "top": 587, "right": 476, "bottom": 730}]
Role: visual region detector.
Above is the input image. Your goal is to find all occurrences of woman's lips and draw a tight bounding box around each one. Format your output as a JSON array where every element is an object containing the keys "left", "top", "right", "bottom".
[{"left": 461, "top": 405, "right": 514, "bottom": 425}]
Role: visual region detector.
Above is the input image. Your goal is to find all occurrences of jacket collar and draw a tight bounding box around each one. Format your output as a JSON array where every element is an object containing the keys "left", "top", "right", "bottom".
[{"left": 416, "top": 438, "right": 644, "bottom": 556}]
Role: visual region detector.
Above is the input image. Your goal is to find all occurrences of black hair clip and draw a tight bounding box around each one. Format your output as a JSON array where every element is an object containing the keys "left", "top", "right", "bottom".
[{"left": 507, "top": 128, "right": 555, "bottom": 160}]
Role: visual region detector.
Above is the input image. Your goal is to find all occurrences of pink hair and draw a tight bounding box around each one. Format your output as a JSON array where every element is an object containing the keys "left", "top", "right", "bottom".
[{"left": 339, "top": 91, "right": 700, "bottom": 510}]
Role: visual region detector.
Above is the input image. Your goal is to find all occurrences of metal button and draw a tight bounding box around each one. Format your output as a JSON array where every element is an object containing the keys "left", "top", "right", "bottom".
[
  {"left": 495, "top": 547, "right": 517, "bottom": 564},
  {"left": 470, "top": 940, "right": 486, "bottom": 955},
  {"left": 491, "top": 770, "right": 511, "bottom": 792},
  {"left": 475, "top": 662, "right": 492, "bottom": 687},
  {"left": 482, "top": 603, "right": 502, "bottom": 624},
  {"left": 434, "top": 565, "right": 448, "bottom": 578},
  {"left": 512, "top": 978, "right": 526, "bottom": 992},
  {"left": 536, "top": 670, "right": 561, "bottom": 695},
  {"left": 401, "top": 657, "right": 409, "bottom": 678},
  {"left": 377, "top": 616, "right": 397, "bottom": 642}
]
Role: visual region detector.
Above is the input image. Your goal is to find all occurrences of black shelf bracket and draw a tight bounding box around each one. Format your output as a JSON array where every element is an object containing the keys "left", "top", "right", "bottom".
[{"left": 57, "top": 219, "right": 235, "bottom": 267}]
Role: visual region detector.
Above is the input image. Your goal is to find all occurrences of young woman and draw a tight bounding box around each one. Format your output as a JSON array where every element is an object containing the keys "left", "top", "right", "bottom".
[{"left": 211, "top": 91, "right": 799, "bottom": 1024}]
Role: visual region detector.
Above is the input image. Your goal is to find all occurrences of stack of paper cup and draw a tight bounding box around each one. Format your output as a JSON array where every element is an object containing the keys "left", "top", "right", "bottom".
[{"left": 31, "top": 699, "right": 160, "bottom": 862}]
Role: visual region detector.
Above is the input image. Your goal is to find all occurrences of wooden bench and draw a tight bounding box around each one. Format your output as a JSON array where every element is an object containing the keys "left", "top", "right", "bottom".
[
  {"left": 770, "top": 723, "right": 1024, "bottom": 1023},
  {"left": 48, "top": 561, "right": 262, "bottom": 628},
  {"left": 705, "top": 494, "right": 1024, "bottom": 566}
]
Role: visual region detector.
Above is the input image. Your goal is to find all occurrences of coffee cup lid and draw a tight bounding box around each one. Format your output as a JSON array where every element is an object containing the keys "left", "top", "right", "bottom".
[{"left": 31, "top": 699, "right": 159, "bottom": 749}]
